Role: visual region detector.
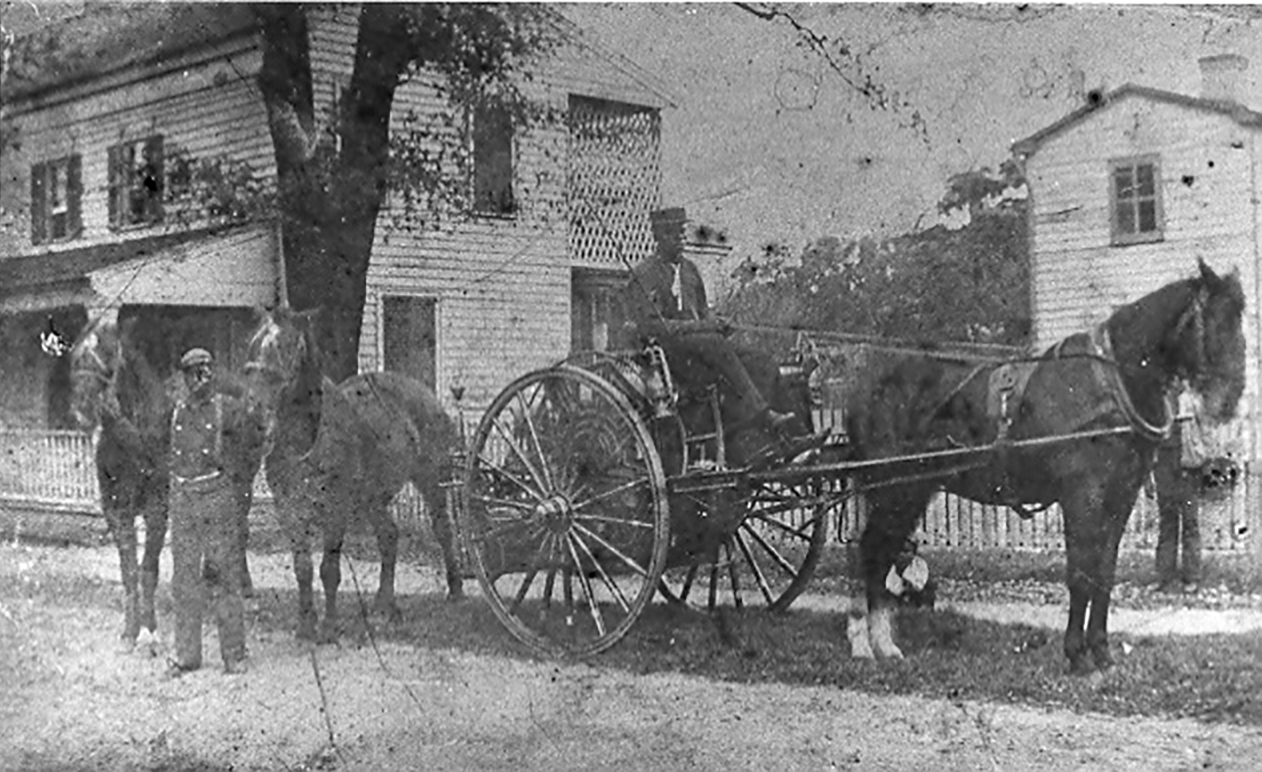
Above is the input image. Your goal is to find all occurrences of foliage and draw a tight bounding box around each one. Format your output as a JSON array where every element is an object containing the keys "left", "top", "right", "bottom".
[
  {"left": 724, "top": 165, "right": 1032, "bottom": 347},
  {"left": 249, "top": 3, "right": 564, "bottom": 379}
]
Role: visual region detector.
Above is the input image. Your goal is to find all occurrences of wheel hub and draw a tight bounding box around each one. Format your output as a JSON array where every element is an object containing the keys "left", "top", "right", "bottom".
[{"left": 534, "top": 494, "right": 573, "bottom": 534}]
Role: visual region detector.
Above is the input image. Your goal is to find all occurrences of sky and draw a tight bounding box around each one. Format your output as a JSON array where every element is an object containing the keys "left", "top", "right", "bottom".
[{"left": 560, "top": 2, "right": 1262, "bottom": 288}]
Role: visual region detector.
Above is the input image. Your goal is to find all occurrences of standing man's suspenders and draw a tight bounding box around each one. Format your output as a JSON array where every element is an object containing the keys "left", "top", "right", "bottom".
[{"left": 171, "top": 393, "right": 225, "bottom": 484}]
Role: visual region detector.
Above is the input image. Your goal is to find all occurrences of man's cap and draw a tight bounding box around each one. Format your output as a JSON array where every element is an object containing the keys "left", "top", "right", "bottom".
[
  {"left": 650, "top": 207, "right": 687, "bottom": 227},
  {"left": 180, "top": 348, "right": 213, "bottom": 369}
]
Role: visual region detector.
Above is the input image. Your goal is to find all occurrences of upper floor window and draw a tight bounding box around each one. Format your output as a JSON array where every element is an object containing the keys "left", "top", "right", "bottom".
[
  {"left": 108, "top": 135, "right": 164, "bottom": 229},
  {"left": 472, "top": 102, "right": 514, "bottom": 216},
  {"left": 1109, "top": 155, "right": 1163, "bottom": 245},
  {"left": 30, "top": 154, "right": 82, "bottom": 244}
]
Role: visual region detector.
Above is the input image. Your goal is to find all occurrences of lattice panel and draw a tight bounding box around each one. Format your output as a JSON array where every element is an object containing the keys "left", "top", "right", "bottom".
[{"left": 567, "top": 96, "right": 661, "bottom": 268}]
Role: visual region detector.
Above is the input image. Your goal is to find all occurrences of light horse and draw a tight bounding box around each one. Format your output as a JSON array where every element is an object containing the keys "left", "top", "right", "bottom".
[
  {"left": 243, "top": 307, "right": 464, "bottom": 643},
  {"left": 843, "top": 260, "right": 1245, "bottom": 674},
  {"left": 68, "top": 315, "right": 264, "bottom": 649}
]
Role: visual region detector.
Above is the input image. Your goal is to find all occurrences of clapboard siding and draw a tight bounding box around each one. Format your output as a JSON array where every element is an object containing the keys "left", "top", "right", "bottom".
[
  {"left": 300, "top": 9, "right": 664, "bottom": 411},
  {"left": 0, "top": 43, "right": 270, "bottom": 257},
  {"left": 1023, "top": 90, "right": 1261, "bottom": 468}
]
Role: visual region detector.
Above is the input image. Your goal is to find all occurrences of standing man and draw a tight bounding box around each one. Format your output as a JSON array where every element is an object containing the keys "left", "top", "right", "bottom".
[
  {"left": 166, "top": 347, "right": 259, "bottom": 676},
  {"left": 624, "top": 207, "right": 796, "bottom": 451},
  {"left": 1153, "top": 388, "right": 1202, "bottom": 594}
]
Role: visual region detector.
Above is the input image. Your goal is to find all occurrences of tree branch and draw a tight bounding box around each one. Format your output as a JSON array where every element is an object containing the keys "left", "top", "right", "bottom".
[
  {"left": 733, "top": 2, "right": 927, "bottom": 139},
  {"left": 254, "top": 4, "right": 318, "bottom": 171}
]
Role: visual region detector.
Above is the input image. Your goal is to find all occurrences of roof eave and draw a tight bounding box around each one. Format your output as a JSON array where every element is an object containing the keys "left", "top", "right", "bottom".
[{"left": 1011, "top": 83, "right": 1262, "bottom": 157}]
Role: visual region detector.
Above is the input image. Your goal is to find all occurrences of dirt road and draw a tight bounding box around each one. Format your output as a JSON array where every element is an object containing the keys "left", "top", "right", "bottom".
[{"left": 3, "top": 543, "right": 1262, "bottom": 771}]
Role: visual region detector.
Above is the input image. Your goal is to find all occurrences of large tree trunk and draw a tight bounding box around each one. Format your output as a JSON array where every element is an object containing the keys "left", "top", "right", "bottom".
[{"left": 254, "top": 4, "right": 412, "bottom": 382}]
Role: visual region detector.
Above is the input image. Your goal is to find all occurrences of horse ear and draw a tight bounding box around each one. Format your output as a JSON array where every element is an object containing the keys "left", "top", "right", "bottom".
[{"left": 1197, "top": 258, "right": 1218, "bottom": 284}]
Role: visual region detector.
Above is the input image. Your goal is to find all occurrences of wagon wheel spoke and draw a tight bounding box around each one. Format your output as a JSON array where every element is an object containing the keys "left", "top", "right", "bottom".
[
  {"left": 570, "top": 477, "right": 652, "bottom": 514},
  {"left": 571, "top": 521, "right": 651, "bottom": 578},
  {"left": 739, "top": 519, "right": 802, "bottom": 578},
  {"left": 733, "top": 526, "right": 776, "bottom": 606},
  {"left": 469, "top": 493, "right": 535, "bottom": 513},
  {"left": 565, "top": 534, "right": 607, "bottom": 638},
  {"left": 659, "top": 564, "right": 699, "bottom": 605},
  {"left": 507, "top": 533, "right": 557, "bottom": 616},
  {"left": 514, "top": 389, "right": 555, "bottom": 492},
  {"left": 569, "top": 527, "right": 633, "bottom": 614},
  {"left": 491, "top": 417, "right": 551, "bottom": 495},
  {"left": 725, "top": 541, "right": 744, "bottom": 610},
  {"left": 459, "top": 366, "right": 669, "bottom": 657},
  {"left": 474, "top": 455, "right": 542, "bottom": 502}
]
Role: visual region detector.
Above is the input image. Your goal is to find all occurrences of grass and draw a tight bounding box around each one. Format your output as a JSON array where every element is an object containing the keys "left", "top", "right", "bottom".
[
  {"left": 7, "top": 511, "right": 1262, "bottom": 729},
  {"left": 6, "top": 542, "right": 1261, "bottom": 730}
]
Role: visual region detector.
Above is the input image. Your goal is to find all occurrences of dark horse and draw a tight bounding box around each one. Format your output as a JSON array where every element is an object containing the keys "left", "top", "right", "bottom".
[
  {"left": 242, "top": 307, "right": 464, "bottom": 642},
  {"left": 844, "top": 260, "right": 1245, "bottom": 674},
  {"left": 68, "top": 315, "right": 265, "bottom": 649}
]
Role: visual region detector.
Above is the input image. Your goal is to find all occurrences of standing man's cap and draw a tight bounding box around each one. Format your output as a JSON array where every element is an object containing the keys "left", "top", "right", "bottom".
[
  {"left": 180, "top": 348, "right": 213, "bottom": 369},
  {"left": 650, "top": 207, "right": 688, "bottom": 227}
]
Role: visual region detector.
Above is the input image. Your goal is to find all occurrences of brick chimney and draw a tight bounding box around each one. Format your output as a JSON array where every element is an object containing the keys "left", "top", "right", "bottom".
[{"left": 1198, "top": 54, "right": 1248, "bottom": 103}]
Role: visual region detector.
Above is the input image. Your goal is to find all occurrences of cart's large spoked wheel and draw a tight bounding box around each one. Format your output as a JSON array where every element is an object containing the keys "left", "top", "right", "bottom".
[
  {"left": 460, "top": 366, "right": 670, "bottom": 657},
  {"left": 659, "top": 476, "right": 835, "bottom": 612}
]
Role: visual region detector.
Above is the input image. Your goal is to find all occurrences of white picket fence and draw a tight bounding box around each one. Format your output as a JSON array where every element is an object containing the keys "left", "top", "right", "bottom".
[{"left": 2, "top": 428, "right": 1257, "bottom": 554}]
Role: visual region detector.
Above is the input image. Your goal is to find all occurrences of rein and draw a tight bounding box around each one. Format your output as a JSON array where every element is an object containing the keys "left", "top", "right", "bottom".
[{"left": 1088, "top": 323, "right": 1173, "bottom": 442}]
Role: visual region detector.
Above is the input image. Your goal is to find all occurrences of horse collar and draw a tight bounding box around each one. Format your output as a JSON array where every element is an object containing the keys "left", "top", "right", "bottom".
[{"left": 1089, "top": 324, "right": 1173, "bottom": 442}]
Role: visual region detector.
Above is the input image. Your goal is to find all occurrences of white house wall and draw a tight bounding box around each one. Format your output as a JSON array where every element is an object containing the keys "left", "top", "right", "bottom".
[
  {"left": 303, "top": 7, "right": 664, "bottom": 410},
  {"left": 1025, "top": 95, "right": 1260, "bottom": 461},
  {"left": 88, "top": 224, "right": 278, "bottom": 308},
  {"left": 0, "top": 41, "right": 271, "bottom": 257}
]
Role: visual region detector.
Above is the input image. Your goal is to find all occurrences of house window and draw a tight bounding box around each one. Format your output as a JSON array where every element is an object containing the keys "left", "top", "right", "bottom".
[
  {"left": 108, "top": 135, "right": 165, "bottom": 228},
  {"left": 472, "top": 102, "right": 514, "bottom": 215},
  {"left": 382, "top": 295, "right": 438, "bottom": 392},
  {"left": 29, "top": 155, "right": 82, "bottom": 244},
  {"left": 1110, "top": 156, "right": 1162, "bottom": 245},
  {"left": 572, "top": 269, "right": 629, "bottom": 352}
]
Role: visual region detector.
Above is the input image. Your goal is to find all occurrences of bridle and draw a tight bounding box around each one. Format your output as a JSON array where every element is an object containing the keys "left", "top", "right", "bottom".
[
  {"left": 70, "top": 336, "right": 119, "bottom": 390},
  {"left": 1171, "top": 284, "right": 1209, "bottom": 382}
]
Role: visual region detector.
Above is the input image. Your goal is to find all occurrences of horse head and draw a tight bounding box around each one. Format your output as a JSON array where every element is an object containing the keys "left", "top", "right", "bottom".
[
  {"left": 243, "top": 305, "right": 323, "bottom": 437},
  {"left": 1169, "top": 259, "right": 1246, "bottom": 425},
  {"left": 67, "top": 314, "right": 124, "bottom": 430}
]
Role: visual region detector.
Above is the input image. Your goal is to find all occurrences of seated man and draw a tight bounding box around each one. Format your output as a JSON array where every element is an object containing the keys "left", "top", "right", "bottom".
[{"left": 623, "top": 206, "right": 796, "bottom": 450}]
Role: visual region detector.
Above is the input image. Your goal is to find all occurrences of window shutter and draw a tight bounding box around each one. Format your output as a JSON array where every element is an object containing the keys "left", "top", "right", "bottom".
[
  {"left": 30, "top": 162, "right": 47, "bottom": 245},
  {"left": 143, "top": 135, "right": 165, "bottom": 222},
  {"left": 107, "top": 145, "right": 121, "bottom": 227},
  {"left": 67, "top": 154, "right": 83, "bottom": 237}
]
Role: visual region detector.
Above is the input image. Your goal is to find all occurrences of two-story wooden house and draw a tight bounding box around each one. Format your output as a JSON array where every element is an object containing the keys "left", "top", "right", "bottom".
[
  {"left": 0, "top": 3, "right": 671, "bottom": 432},
  {"left": 1012, "top": 54, "right": 1260, "bottom": 548}
]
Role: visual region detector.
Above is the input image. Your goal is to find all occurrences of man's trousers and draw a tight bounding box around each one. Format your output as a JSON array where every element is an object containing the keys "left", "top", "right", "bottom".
[{"left": 170, "top": 474, "right": 246, "bottom": 669}]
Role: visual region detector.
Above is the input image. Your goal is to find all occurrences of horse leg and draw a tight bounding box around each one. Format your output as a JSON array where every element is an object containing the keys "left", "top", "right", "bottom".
[
  {"left": 236, "top": 482, "right": 255, "bottom": 599},
  {"left": 1086, "top": 480, "right": 1142, "bottom": 671},
  {"left": 137, "top": 483, "right": 168, "bottom": 639},
  {"left": 370, "top": 495, "right": 402, "bottom": 623},
  {"left": 852, "top": 486, "right": 931, "bottom": 660},
  {"left": 846, "top": 592, "right": 875, "bottom": 659},
  {"left": 317, "top": 524, "right": 345, "bottom": 644},
  {"left": 1061, "top": 487, "right": 1103, "bottom": 675},
  {"left": 104, "top": 499, "right": 142, "bottom": 650},
  {"left": 293, "top": 537, "right": 318, "bottom": 641},
  {"left": 422, "top": 484, "right": 465, "bottom": 601}
]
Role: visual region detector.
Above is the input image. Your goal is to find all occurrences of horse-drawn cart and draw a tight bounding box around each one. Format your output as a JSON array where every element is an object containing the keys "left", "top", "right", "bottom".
[
  {"left": 454, "top": 336, "right": 849, "bottom": 656},
  {"left": 453, "top": 262, "right": 1246, "bottom": 669}
]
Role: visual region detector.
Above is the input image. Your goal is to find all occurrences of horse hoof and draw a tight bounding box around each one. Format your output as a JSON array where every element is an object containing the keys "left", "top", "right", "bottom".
[
  {"left": 1068, "top": 656, "right": 1096, "bottom": 676},
  {"left": 446, "top": 588, "right": 466, "bottom": 604},
  {"left": 135, "top": 628, "right": 161, "bottom": 657}
]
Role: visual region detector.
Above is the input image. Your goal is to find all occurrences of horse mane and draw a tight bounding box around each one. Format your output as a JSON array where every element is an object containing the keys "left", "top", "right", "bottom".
[{"left": 111, "top": 319, "right": 174, "bottom": 440}]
